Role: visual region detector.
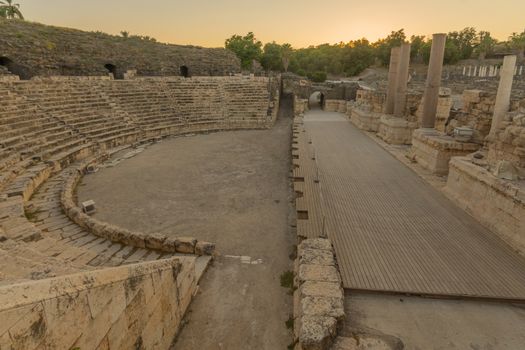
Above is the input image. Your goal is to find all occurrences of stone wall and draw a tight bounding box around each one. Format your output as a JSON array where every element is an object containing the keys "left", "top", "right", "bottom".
[
  {"left": 347, "top": 89, "right": 385, "bottom": 131},
  {"left": 488, "top": 107, "right": 525, "bottom": 175},
  {"left": 445, "top": 90, "right": 496, "bottom": 143},
  {"left": 324, "top": 100, "right": 347, "bottom": 113},
  {"left": 293, "top": 239, "right": 345, "bottom": 350},
  {"left": 445, "top": 157, "right": 525, "bottom": 254},
  {"left": 61, "top": 157, "right": 215, "bottom": 255},
  {"left": 282, "top": 74, "right": 360, "bottom": 101},
  {"left": 0, "top": 257, "right": 197, "bottom": 349},
  {"left": 0, "top": 19, "right": 240, "bottom": 78},
  {"left": 294, "top": 97, "right": 309, "bottom": 116}
]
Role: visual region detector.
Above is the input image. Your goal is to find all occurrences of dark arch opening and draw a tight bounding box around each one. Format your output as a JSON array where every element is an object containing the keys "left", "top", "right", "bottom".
[
  {"left": 0, "top": 56, "right": 31, "bottom": 80},
  {"left": 308, "top": 91, "right": 325, "bottom": 109},
  {"left": 180, "top": 65, "right": 189, "bottom": 78},
  {"left": 105, "top": 64, "right": 122, "bottom": 79}
]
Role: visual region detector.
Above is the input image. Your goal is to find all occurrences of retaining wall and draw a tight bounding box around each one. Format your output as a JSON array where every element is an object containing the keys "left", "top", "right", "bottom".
[{"left": 0, "top": 257, "right": 197, "bottom": 349}]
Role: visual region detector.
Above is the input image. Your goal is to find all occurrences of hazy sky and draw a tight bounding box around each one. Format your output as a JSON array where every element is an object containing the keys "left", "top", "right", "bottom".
[{"left": 20, "top": 0, "right": 525, "bottom": 48}]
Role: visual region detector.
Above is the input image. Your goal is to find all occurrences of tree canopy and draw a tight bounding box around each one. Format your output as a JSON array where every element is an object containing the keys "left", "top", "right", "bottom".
[
  {"left": 0, "top": 0, "right": 24, "bottom": 19},
  {"left": 225, "top": 32, "right": 263, "bottom": 70},
  {"left": 224, "top": 28, "right": 513, "bottom": 82}
]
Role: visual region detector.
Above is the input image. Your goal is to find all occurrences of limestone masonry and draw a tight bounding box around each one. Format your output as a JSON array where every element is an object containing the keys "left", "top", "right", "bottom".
[{"left": 0, "top": 74, "right": 279, "bottom": 348}]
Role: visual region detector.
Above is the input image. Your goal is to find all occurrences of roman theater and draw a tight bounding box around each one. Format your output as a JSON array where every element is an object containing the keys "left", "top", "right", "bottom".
[{"left": 1, "top": 16, "right": 525, "bottom": 350}]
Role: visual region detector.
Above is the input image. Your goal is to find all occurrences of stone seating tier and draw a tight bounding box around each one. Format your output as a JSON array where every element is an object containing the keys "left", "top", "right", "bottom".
[{"left": 0, "top": 76, "right": 278, "bottom": 285}]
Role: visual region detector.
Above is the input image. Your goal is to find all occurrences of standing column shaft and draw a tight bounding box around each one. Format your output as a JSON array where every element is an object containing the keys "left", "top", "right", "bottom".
[
  {"left": 393, "top": 43, "right": 411, "bottom": 118},
  {"left": 384, "top": 46, "right": 401, "bottom": 114},
  {"left": 421, "top": 33, "right": 447, "bottom": 128},
  {"left": 489, "top": 55, "right": 517, "bottom": 136}
]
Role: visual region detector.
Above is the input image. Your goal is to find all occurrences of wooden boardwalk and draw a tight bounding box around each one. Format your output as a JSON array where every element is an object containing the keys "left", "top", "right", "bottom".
[{"left": 303, "top": 111, "right": 525, "bottom": 301}]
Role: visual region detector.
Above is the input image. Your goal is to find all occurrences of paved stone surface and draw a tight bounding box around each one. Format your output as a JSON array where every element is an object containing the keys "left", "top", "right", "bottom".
[{"left": 304, "top": 110, "right": 525, "bottom": 300}]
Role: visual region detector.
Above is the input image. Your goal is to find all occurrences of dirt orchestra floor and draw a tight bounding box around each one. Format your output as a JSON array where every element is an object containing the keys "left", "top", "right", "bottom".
[{"left": 78, "top": 115, "right": 296, "bottom": 350}]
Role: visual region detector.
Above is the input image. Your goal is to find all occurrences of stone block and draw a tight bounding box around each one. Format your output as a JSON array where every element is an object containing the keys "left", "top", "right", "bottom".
[
  {"left": 298, "top": 248, "right": 336, "bottom": 266},
  {"left": 298, "top": 238, "right": 332, "bottom": 251},
  {"left": 144, "top": 232, "right": 167, "bottom": 251},
  {"left": 300, "top": 281, "right": 344, "bottom": 299},
  {"left": 3, "top": 303, "right": 46, "bottom": 350},
  {"left": 300, "top": 296, "right": 345, "bottom": 320},
  {"left": 298, "top": 264, "right": 340, "bottom": 284},
  {"left": 195, "top": 241, "right": 216, "bottom": 255},
  {"left": 299, "top": 315, "right": 338, "bottom": 350},
  {"left": 175, "top": 236, "right": 197, "bottom": 254}
]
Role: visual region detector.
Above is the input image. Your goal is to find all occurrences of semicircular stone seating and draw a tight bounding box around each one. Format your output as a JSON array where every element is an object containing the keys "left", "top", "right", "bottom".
[{"left": 0, "top": 75, "right": 278, "bottom": 286}]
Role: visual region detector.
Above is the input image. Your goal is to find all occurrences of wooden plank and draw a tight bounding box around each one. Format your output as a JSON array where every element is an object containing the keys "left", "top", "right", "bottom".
[{"left": 304, "top": 112, "right": 525, "bottom": 300}]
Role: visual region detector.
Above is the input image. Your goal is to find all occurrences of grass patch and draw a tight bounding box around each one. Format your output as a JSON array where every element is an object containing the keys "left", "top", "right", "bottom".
[
  {"left": 285, "top": 315, "right": 294, "bottom": 330},
  {"left": 280, "top": 270, "right": 294, "bottom": 289},
  {"left": 24, "top": 208, "right": 42, "bottom": 222}
]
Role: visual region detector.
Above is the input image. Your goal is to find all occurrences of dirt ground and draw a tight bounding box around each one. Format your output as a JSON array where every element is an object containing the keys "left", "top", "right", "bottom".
[
  {"left": 78, "top": 102, "right": 295, "bottom": 349},
  {"left": 343, "top": 293, "right": 525, "bottom": 350}
]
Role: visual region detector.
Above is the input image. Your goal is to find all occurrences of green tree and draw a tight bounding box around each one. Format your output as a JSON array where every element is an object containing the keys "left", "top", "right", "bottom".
[
  {"left": 447, "top": 27, "right": 477, "bottom": 59},
  {"left": 508, "top": 30, "right": 525, "bottom": 61},
  {"left": 307, "top": 71, "right": 327, "bottom": 83},
  {"left": 225, "top": 32, "right": 263, "bottom": 70},
  {"left": 410, "top": 35, "right": 427, "bottom": 62},
  {"left": 260, "top": 42, "right": 283, "bottom": 71},
  {"left": 373, "top": 29, "right": 407, "bottom": 66},
  {"left": 0, "top": 0, "right": 24, "bottom": 19},
  {"left": 421, "top": 38, "right": 461, "bottom": 65},
  {"left": 120, "top": 31, "right": 130, "bottom": 38},
  {"left": 475, "top": 31, "right": 497, "bottom": 59},
  {"left": 342, "top": 39, "right": 375, "bottom": 76}
]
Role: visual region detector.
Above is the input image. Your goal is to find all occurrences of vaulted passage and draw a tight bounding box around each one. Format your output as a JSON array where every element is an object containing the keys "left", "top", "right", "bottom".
[
  {"left": 180, "top": 65, "right": 189, "bottom": 77},
  {"left": 104, "top": 63, "right": 121, "bottom": 79},
  {"left": 0, "top": 56, "right": 30, "bottom": 79},
  {"left": 303, "top": 110, "right": 525, "bottom": 301}
]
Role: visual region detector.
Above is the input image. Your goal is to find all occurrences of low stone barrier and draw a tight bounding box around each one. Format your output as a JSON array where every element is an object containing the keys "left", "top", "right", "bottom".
[
  {"left": 293, "top": 238, "right": 345, "bottom": 350},
  {"left": 60, "top": 157, "right": 215, "bottom": 256},
  {"left": 377, "top": 115, "right": 418, "bottom": 145},
  {"left": 410, "top": 128, "right": 480, "bottom": 175},
  {"left": 0, "top": 256, "right": 197, "bottom": 349},
  {"left": 324, "top": 100, "right": 347, "bottom": 113},
  {"left": 444, "top": 156, "right": 525, "bottom": 254}
]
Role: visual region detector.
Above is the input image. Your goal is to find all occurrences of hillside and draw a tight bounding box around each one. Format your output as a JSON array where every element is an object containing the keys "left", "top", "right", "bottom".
[{"left": 0, "top": 19, "right": 241, "bottom": 78}]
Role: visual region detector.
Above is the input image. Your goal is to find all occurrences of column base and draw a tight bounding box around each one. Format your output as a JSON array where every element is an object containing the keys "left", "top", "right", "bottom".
[
  {"left": 377, "top": 115, "right": 418, "bottom": 145},
  {"left": 349, "top": 106, "right": 381, "bottom": 132},
  {"left": 410, "top": 128, "right": 480, "bottom": 175}
]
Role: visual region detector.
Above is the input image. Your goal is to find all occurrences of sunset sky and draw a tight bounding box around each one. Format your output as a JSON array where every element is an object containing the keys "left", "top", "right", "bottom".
[{"left": 20, "top": 0, "right": 525, "bottom": 48}]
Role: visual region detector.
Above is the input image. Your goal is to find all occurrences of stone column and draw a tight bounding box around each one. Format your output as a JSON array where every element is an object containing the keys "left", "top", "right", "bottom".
[
  {"left": 384, "top": 46, "right": 401, "bottom": 114},
  {"left": 489, "top": 55, "right": 517, "bottom": 137},
  {"left": 420, "top": 33, "right": 447, "bottom": 128},
  {"left": 393, "top": 43, "right": 411, "bottom": 118}
]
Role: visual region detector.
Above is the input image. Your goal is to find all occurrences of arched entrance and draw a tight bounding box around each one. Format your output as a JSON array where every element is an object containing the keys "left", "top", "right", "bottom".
[
  {"left": 0, "top": 56, "right": 30, "bottom": 80},
  {"left": 104, "top": 64, "right": 121, "bottom": 79},
  {"left": 180, "top": 65, "right": 189, "bottom": 78},
  {"left": 308, "top": 91, "right": 325, "bottom": 109}
]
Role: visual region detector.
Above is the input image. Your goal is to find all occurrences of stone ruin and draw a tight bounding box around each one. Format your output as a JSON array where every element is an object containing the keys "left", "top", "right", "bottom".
[
  {"left": 0, "top": 71, "right": 281, "bottom": 348},
  {"left": 304, "top": 36, "right": 524, "bottom": 264}
]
